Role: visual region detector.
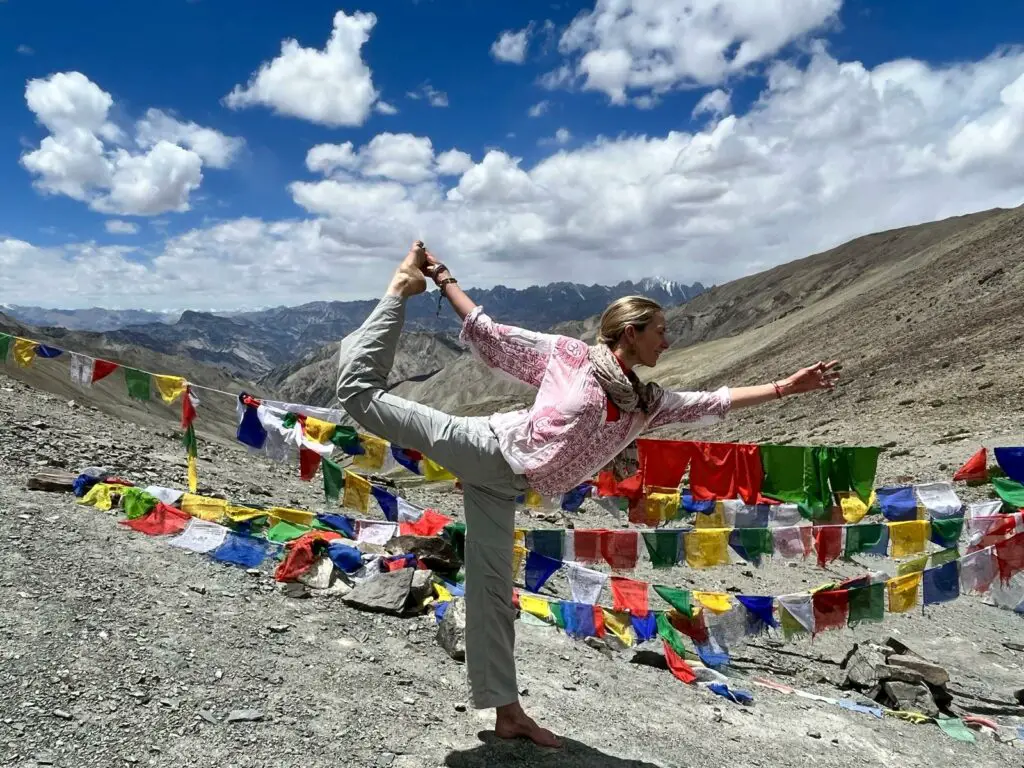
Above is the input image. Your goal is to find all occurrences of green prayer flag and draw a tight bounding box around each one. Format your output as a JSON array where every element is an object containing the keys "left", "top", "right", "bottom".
[
  {"left": 182, "top": 424, "right": 197, "bottom": 457},
  {"left": 992, "top": 477, "right": 1024, "bottom": 509},
  {"left": 121, "top": 488, "right": 159, "bottom": 520},
  {"left": 655, "top": 611, "right": 688, "bottom": 658},
  {"left": 0, "top": 333, "right": 10, "bottom": 362},
  {"left": 123, "top": 367, "right": 151, "bottom": 401},
  {"left": 930, "top": 547, "right": 959, "bottom": 567},
  {"left": 653, "top": 585, "right": 693, "bottom": 617},
  {"left": 550, "top": 601, "right": 565, "bottom": 630},
  {"left": 844, "top": 523, "right": 884, "bottom": 557},
  {"left": 930, "top": 517, "right": 964, "bottom": 548},
  {"left": 281, "top": 412, "right": 298, "bottom": 429},
  {"left": 826, "top": 447, "right": 880, "bottom": 503},
  {"left": 737, "top": 527, "right": 774, "bottom": 562},
  {"left": 642, "top": 530, "right": 680, "bottom": 567},
  {"left": 936, "top": 717, "right": 976, "bottom": 743},
  {"left": 321, "top": 457, "right": 343, "bottom": 502},
  {"left": 847, "top": 582, "right": 884, "bottom": 626},
  {"left": 897, "top": 554, "right": 929, "bottom": 576},
  {"left": 760, "top": 444, "right": 807, "bottom": 504},
  {"left": 330, "top": 426, "right": 360, "bottom": 451},
  {"left": 444, "top": 522, "right": 466, "bottom": 561},
  {"left": 779, "top": 604, "right": 809, "bottom": 640},
  {"left": 266, "top": 520, "right": 311, "bottom": 543},
  {"left": 803, "top": 447, "right": 833, "bottom": 509}
]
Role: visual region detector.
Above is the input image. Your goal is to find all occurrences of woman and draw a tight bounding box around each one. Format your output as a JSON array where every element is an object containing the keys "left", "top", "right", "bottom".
[{"left": 336, "top": 242, "right": 839, "bottom": 748}]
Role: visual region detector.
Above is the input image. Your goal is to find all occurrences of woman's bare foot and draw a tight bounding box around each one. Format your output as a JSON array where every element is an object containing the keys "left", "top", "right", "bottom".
[
  {"left": 494, "top": 701, "right": 562, "bottom": 748},
  {"left": 386, "top": 241, "right": 428, "bottom": 297}
]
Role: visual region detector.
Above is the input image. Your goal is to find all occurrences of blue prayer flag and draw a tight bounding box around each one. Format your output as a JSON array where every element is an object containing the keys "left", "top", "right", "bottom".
[
  {"left": 561, "top": 483, "right": 591, "bottom": 512},
  {"left": 563, "top": 602, "right": 597, "bottom": 638},
  {"left": 876, "top": 486, "right": 918, "bottom": 521},
  {"left": 680, "top": 491, "right": 715, "bottom": 514},
  {"left": 630, "top": 611, "right": 658, "bottom": 643},
  {"left": 371, "top": 486, "right": 398, "bottom": 522},
  {"left": 737, "top": 595, "right": 777, "bottom": 633},
  {"left": 317, "top": 514, "right": 356, "bottom": 539},
  {"left": 210, "top": 534, "right": 274, "bottom": 568},
  {"left": 524, "top": 550, "right": 562, "bottom": 592},
  {"left": 994, "top": 447, "right": 1024, "bottom": 485},
  {"left": 236, "top": 404, "right": 267, "bottom": 450},
  {"left": 390, "top": 445, "right": 422, "bottom": 474},
  {"left": 528, "top": 529, "right": 564, "bottom": 560},
  {"left": 35, "top": 345, "right": 63, "bottom": 358},
  {"left": 327, "top": 541, "right": 364, "bottom": 573},
  {"left": 923, "top": 560, "right": 960, "bottom": 606}
]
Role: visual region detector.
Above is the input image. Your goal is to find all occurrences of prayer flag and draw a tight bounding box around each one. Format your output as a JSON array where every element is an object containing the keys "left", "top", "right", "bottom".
[
  {"left": 524, "top": 551, "right": 561, "bottom": 592},
  {"left": 812, "top": 589, "right": 849, "bottom": 634},
  {"left": 331, "top": 426, "right": 363, "bottom": 454},
  {"left": 814, "top": 525, "right": 844, "bottom": 567},
  {"left": 662, "top": 639, "right": 697, "bottom": 684},
  {"left": 684, "top": 528, "right": 730, "bottom": 568},
  {"left": 838, "top": 492, "right": 869, "bottom": 524},
  {"left": 994, "top": 447, "right": 1024, "bottom": 485},
  {"left": 520, "top": 594, "right": 554, "bottom": 623},
  {"left": 610, "top": 576, "right": 649, "bottom": 615},
  {"left": 729, "top": 527, "right": 773, "bottom": 566},
  {"left": 422, "top": 457, "right": 455, "bottom": 481},
  {"left": 371, "top": 486, "right": 398, "bottom": 521},
  {"left": 653, "top": 585, "right": 693, "bottom": 617},
  {"left": 887, "top": 572, "right": 921, "bottom": 613},
  {"left": 736, "top": 595, "right": 777, "bottom": 634},
  {"left": 399, "top": 508, "right": 452, "bottom": 537},
  {"left": 317, "top": 514, "right": 356, "bottom": 539},
  {"left": 561, "top": 483, "right": 591, "bottom": 512},
  {"left": 35, "top": 344, "right": 62, "bottom": 358},
  {"left": 953, "top": 448, "right": 988, "bottom": 483},
  {"left": 13, "top": 338, "right": 37, "bottom": 367},
  {"left": 641, "top": 529, "right": 681, "bottom": 567},
  {"left": 0, "top": 333, "right": 10, "bottom": 361},
  {"left": 210, "top": 534, "right": 274, "bottom": 568},
  {"left": 563, "top": 602, "right": 597, "bottom": 638},
  {"left": 343, "top": 471, "right": 371, "bottom": 513},
  {"left": 637, "top": 438, "right": 693, "bottom": 489},
  {"left": 304, "top": 416, "right": 336, "bottom": 444},
  {"left": 993, "top": 477, "right": 1024, "bottom": 509},
  {"left": 689, "top": 442, "right": 762, "bottom": 504},
  {"left": 929, "top": 517, "right": 964, "bottom": 549},
  {"left": 643, "top": 490, "right": 681, "bottom": 526},
  {"left": 322, "top": 457, "right": 343, "bottom": 503},
  {"left": 959, "top": 546, "right": 997, "bottom": 594},
  {"left": 123, "top": 367, "right": 151, "bottom": 401},
  {"left": 602, "top": 610, "right": 635, "bottom": 647},
  {"left": 119, "top": 502, "right": 190, "bottom": 536},
  {"left": 298, "top": 446, "right": 322, "bottom": 481},
  {"left": 694, "top": 591, "right": 732, "bottom": 614},
  {"left": 631, "top": 612, "right": 657, "bottom": 643},
  {"left": 759, "top": 444, "right": 808, "bottom": 504},
  {"left": 914, "top": 482, "right": 963, "bottom": 519},
  {"left": 777, "top": 593, "right": 814, "bottom": 639},
  {"left": 897, "top": 555, "right": 929, "bottom": 576},
  {"left": 181, "top": 494, "right": 227, "bottom": 523},
  {"left": 773, "top": 525, "right": 813, "bottom": 559},
  {"left": 922, "top": 560, "right": 960, "bottom": 605},
  {"left": 168, "top": 519, "right": 229, "bottom": 553},
  {"left": 121, "top": 487, "right": 158, "bottom": 520},
  {"left": 847, "top": 582, "right": 884, "bottom": 626},
  {"left": 390, "top": 444, "right": 423, "bottom": 474},
  {"left": 269, "top": 506, "right": 315, "bottom": 527},
  {"left": 600, "top": 530, "right": 640, "bottom": 569},
  {"left": 566, "top": 562, "right": 606, "bottom": 604},
  {"left": 528, "top": 529, "right": 564, "bottom": 561},
  {"left": 571, "top": 529, "right": 601, "bottom": 563},
  {"left": 844, "top": 522, "right": 885, "bottom": 557},
  {"left": 694, "top": 502, "right": 728, "bottom": 529},
  {"left": 236, "top": 403, "right": 267, "bottom": 449},
  {"left": 890, "top": 520, "right": 930, "bottom": 558},
  {"left": 353, "top": 434, "right": 388, "bottom": 470},
  {"left": 875, "top": 486, "right": 919, "bottom": 521},
  {"left": 995, "top": 532, "right": 1024, "bottom": 584},
  {"left": 153, "top": 375, "right": 187, "bottom": 404}
]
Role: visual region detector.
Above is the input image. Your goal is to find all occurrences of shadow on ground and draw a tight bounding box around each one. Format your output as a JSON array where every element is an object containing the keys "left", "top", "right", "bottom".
[{"left": 445, "top": 731, "right": 664, "bottom": 768}]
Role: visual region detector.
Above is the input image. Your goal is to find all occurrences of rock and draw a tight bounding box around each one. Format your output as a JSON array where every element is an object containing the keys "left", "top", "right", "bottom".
[
  {"left": 26, "top": 470, "right": 77, "bottom": 493},
  {"left": 278, "top": 582, "right": 309, "bottom": 599},
  {"left": 402, "top": 696, "right": 415, "bottom": 705},
  {"left": 436, "top": 596, "right": 467, "bottom": 661},
  {"left": 354, "top": 541, "right": 387, "bottom": 556},
  {"left": 884, "top": 636, "right": 924, "bottom": 659},
  {"left": 1015, "top": 688, "right": 1024, "bottom": 705},
  {"left": 268, "top": 624, "right": 290, "bottom": 634},
  {"left": 226, "top": 709, "right": 264, "bottom": 723},
  {"left": 199, "top": 710, "right": 218, "bottom": 724},
  {"left": 376, "top": 753, "right": 396, "bottom": 767},
  {"left": 343, "top": 568, "right": 414, "bottom": 615},
  {"left": 189, "top": 583, "right": 207, "bottom": 595},
  {"left": 807, "top": 731, "right": 822, "bottom": 739},
  {"left": 408, "top": 568, "right": 434, "bottom": 609},
  {"left": 454, "top": 703, "right": 467, "bottom": 712},
  {"left": 52, "top": 709, "right": 73, "bottom": 720},
  {"left": 876, "top": 664, "right": 925, "bottom": 685},
  {"left": 882, "top": 681, "right": 940, "bottom": 717},
  {"left": 887, "top": 655, "right": 949, "bottom": 687},
  {"left": 35, "top": 752, "right": 55, "bottom": 765},
  {"left": 298, "top": 556, "right": 334, "bottom": 590},
  {"left": 844, "top": 644, "right": 889, "bottom": 689},
  {"left": 385, "top": 535, "right": 461, "bottom": 572}
]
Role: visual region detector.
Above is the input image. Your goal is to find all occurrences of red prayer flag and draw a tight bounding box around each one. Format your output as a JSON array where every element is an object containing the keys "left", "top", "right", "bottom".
[
  {"left": 399, "top": 509, "right": 452, "bottom": 537},
  {"left": 953, "top": 448, "right": 988, "bottom": 483},
  {"left": 275, "top": 531, "right": 342, "bottom": 582},
  {"left": 600, "top": 530, "right": 639, "bottom": 569},
  {"left": 689, "top": 442, "right": 763, "bottom": 504},
  {"left": 610, "top": 576, "right": 649, "bottom": 616},
  {"left": 662, "top": 639, "right": 697, "bottom": 684},
  {"left": 181, "top": 385, "right": 197, "bottom": 429},
  {"left": 299, "top": 447, "right": 322, "bottom": 481},
  {"left": 572, "top": 529, "right": 602, "bottom": 563},
  {"left": 592, "top": 605, "right": 606, "bottom": 638},
  {"left": 814, "top": 525, "right": 844, "bottom": 567},
  {"left": 812, "top": 589, "right": 849, "bottom": 635},
  {"left": 92, "top": 359, "right": 118, "bottom": 383},
  {"left": 974, "top": 514, "right": 1019, "bottom": 551},
  {"left": 669, "top": 609, "right": 709, "bottom": 645},
  {"left": 119, "top": 502, "right": 189, "bottom": 536},
  {"left": 995, "top": 532, "right": 1024, "bottom": 584},
  {"left": 637, "top": 439, "right": 694, "bottom": 490}
]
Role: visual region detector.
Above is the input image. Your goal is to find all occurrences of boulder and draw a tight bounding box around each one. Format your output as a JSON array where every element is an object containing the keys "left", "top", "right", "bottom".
[
  {"left": 298, "top": 556, "right": 334, "bottom": 591},
  {"left": 386, "top": 536, "right": 461, "bottom": 572},
  {"left": 26, "top": 470, "right": 78, "bottom": 493},
  {"left": 343, "top": 568, "right": 413, "bottom": 615},
  {"left": 408, "top": 569, "right": 435, "bottom": 609},
  {"left": 887, "top": 655, "right": 949, "bottom": 687},
  {"left": 882, "top": 681, "right": 940, "bottom": 717},
  {"left": 436, "top": 597, "right": 467, "bottom": 662},
  {"left": 844, "top": 644, "right": 889, "bottom": 689}
]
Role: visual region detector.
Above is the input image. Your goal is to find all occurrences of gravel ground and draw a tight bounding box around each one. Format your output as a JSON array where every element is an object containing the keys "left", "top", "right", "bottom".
[{"left": 1, "top": 373, "right": 1022, "bottom": 768}]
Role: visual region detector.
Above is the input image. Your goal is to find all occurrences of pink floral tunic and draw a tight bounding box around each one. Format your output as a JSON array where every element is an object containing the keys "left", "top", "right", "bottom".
[{"left": 460, "top": 307, "right": 732, "bottom": 495}]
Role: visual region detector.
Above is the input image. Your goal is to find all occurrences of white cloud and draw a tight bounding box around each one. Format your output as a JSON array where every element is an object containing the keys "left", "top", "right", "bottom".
[
  {"left": 528, "top": 100, "right": 550, "bottom": 117},
  {"left": 20, "top": 71, "right": 241, "bottom": 216},
  {"left": 693, "top": 88, "right": 732, "bottom": 118},
  {"left": 539, "top": 127, "right": 572, "bottom": 146},
  {"left": 10, "top": 46, "right": 1024, "bottom": 311},
  {"left": 552, "top": 0, "right": 841, "bottom": 103},
  {"left": 105, "top": 220, "right": 139, "bottom": 235},
  {"left": 17, "top": 44, "right": 33, "bottom": 56},
  {"left": 436, "top": 149, "right": 474, "bottom": 176},
  {"left": 375, "top": 100, "right": 398, "bottom": 115},
  {"left": 223, "top": 10, "right": 380, "bottom": 127},
  {"left": 491, "top": 26, "right": 531, "bottom": 64},
  {"left": 407, "top": 82, "right": 449, "bottom": 107}
]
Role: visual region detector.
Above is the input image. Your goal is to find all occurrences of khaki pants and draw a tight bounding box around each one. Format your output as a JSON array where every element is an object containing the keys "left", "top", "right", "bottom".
[{"left": 336, "top": 295, "right": 527, "bottom": 709}]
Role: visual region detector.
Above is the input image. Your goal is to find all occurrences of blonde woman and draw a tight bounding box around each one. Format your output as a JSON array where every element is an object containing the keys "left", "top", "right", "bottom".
[{"left": 336, "top": 242, "right": 838, "bottom": 747}]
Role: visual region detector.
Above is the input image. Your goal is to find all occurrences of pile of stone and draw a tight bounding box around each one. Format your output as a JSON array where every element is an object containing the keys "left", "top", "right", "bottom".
[{"left": 842, "top": 637, "right": 952, "bottom": 717}]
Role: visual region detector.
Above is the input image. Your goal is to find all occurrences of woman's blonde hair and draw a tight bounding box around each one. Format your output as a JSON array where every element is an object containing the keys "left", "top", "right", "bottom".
[{"left": 597, "top": 295, "right": 663, "bottom": 346}]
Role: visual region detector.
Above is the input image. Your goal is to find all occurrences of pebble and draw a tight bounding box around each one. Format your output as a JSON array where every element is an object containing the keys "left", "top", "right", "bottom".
[
  {"left": 453, "top": 703, "right": 466, "bottom": 712},
  {"left": 226, "top": 709, "right": 264, "bottom": 723},
  {"left": 402, "top": 696, "right": 415, "bottom": 705},
  {"left": 807, "top": 730, "right": 822, "bottom": 739},
  {"left": 52, "top": 709, "right": 72, "bottom": 721}
]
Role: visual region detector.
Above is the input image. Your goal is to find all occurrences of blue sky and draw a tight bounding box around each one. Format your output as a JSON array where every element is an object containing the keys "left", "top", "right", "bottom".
[{"left": 2, "top": 0, "right": 1024, "bottom": 309}]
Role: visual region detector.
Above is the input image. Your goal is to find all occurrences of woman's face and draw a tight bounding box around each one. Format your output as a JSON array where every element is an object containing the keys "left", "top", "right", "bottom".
[{"left": 625, "top": 311, "right": 670, "bottom": 367}]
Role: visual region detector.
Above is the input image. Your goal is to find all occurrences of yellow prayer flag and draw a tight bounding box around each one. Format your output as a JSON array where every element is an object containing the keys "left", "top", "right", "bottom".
[
  {"left": 268, "top": 506, "right": 316, "bottom": 527},
  {"left": 304, "top": 416, "right": 336, "bottom": 444},
  {"left": 512, "top": 545, "right": 527, "bottom": 576},
  {"left": 645, "top": 490, "right": 681, "bottom": 526},
  {"left": 887, "top": 572, "right": 921, "bottom": 613},
  {"left": 524, "top": 490, "right": 545, "bottom": 508},
  {"left": 838, "top": 492, "right": 869, "bottom": 524},
  {"left": 434, "top": 583, "right": 453, "bottom": 603},
  {"left": 181, "top": 494, "right": 228, "bottom": 522},
  {"left": 520, "top": 594, "right": 554, "bottom": 623},
  {"left": 13, "top": 338, "right": 38, "bottom": 368},
  {"left": 186, "top": 454, "right": 198, "bottom": 493},
  {"left": 885, "top": 709, "right": 932, "bottom": 725},
  {"left": 226, "top": 504, "right": 267, "bottom": 522},
  {"left": 695, "top": 501, "right": 728, "bottom": 529},
  {"left": 342, "top": 471, "right": 371, "bottom": 514},
  {"left": 889, "top": 520, "right": 930, "bottom": 558},
  {"left": 684, "top": 528, "right": 730, "bottom": 568},
  {"left": 601, "top": 609, "right": 636, "bottom": 647},
  {"left": 153, "top": 375, "right": 187, "bottom": 404},
  {"left": 896, "top": 555, "right": 929, "bottom": 576},
  {"left": 77, "top": 482, "right": 120, "bottom": 511},
  {"left": 352, "top": 434, "right": 388, "bottom": 470},
  {"left": 423, "top": 457, "right": 455, "bottom": 482},
  {"left": 693, "top": 591, "right": 733, "bottom": 614},
  {"left": 514, "top": 529, "right": 526, "bottom": 549}
]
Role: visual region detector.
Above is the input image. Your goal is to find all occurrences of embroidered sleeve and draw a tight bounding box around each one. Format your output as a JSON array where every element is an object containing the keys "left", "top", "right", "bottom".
[
  {"left": 459, "top": 306, "right": 557, "bottom": 388},
  {"left": 646, "top": 386, "right": 732, "bottom": 430}
]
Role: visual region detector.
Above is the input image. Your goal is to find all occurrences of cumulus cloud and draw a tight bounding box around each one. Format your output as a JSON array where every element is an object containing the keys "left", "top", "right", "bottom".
[
  {"left": 224, "top": 10, "right": 380, "bottom": 127},
  {"left": 20, "top": 71, "right": 242, "bottom": 216},
  {"left": 104, "top": 220, "right": 139, "bottom": 235},
  {"left": 550, "top": 0, "right": 841, "bottom": 103},
  {"left": 693, "top": 88, "right": 732, "bottom": 118},
  {"left": 375, "top": 101, "right": 398, "bottom": 115},
  {"left": 406, "top": 82, "right": 449, "bottom": 107},
  {"left": 10, "top": 46, "right": 1024, "bottom": 310},
  {"left": 491, "top": 26, "right": 531, "bottom": 64},
  {"left": 528, "top": 100, "right": 550, "bottom": 117}
]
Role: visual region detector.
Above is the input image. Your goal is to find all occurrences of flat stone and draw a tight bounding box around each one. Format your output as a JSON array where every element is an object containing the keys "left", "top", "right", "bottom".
[
  {"left": 52, "top": 709, "right": 73, "bottom": 720},
  {"left": 408, "top": 568, "right": 434, "bottom": 608},
  {"left": 844, "top": 644, "right": 888, "bottom": 689},
  {"left": 26, "top": 470, "right": 77, "bottom": 493},
  {"left": 226, "top": 709, "right": 264, "bottom": 723},
  {"left": 297, "top": 556, "right": 334, "bottom": 590},
  {"left": 343, "top": 568, "right": 414, "bottom": 616},
  {"left": 882, "top": 681, "right": 939, "bottom": 717},
  {"left": 887, "top": 655, "right": 949, "bottom": 687},
  {"left": 436, "top": 596, "right": 466, "bottom": 662}
]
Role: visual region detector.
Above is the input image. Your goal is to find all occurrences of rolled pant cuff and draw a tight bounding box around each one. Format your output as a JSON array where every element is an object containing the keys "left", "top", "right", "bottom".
[{"left": 470, "top": 691, "right": 520, "bottom": 710}]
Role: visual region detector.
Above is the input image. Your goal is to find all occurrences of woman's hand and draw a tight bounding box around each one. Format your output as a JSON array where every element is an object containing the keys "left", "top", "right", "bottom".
[
  {"left": 421, "top": 248, "right": 450, "bottom": 285},
  {"left": 779, "top": 360, "right": 841, "bottom": 395}
]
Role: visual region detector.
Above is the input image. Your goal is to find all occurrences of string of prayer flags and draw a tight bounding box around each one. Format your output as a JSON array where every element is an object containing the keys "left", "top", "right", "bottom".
[
  {"left": 69, "top": 353, "right": 119, "bottom": 386},
  {"left": 994, "top": 447, "right": 1024, "bottom": 484},
  {"left": 953, "top": 447, "right": 989, "bottom": 483}
]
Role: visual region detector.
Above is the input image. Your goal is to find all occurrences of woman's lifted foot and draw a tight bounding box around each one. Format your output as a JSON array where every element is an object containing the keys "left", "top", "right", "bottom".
[
  {"left": 387, "top": 241, "right": 428, "bottom": 297},
  {"left": 495, "top": 702, "right": 562, "bottom": 748}
]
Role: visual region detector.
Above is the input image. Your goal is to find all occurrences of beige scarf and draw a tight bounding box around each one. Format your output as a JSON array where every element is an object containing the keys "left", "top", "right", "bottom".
[{"left": 588, "top": 342, "right": 664, "bottom": 482}]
